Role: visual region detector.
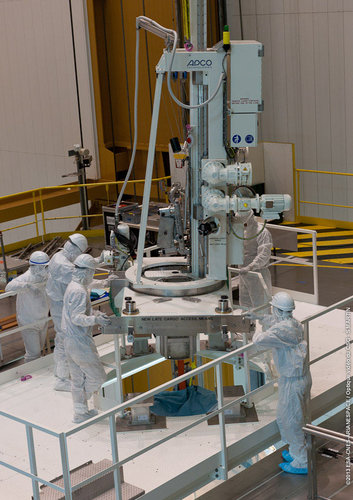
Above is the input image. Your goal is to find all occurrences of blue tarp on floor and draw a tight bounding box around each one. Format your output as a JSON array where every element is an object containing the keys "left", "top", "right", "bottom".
[{"left": 151, "top": 385, "right": 217, "bottom": 417}]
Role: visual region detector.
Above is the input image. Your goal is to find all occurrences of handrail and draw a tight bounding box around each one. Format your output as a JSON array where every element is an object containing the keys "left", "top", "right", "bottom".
[
  {"left": 65, "top": 341, "right": 255, "bottom": 435},
  {"left": 302, "top": 295, "right": 353, "bottom": 323},
  {"left": 0, "top": 176, "right": 171, "bottom": 201},
  {"left": 0, "top": 175, "right": 170, "bottom": 238},
  {"left": 304, "top": 423, "right": 353, "bottom": 499},
  {"left": 295, "top": 167, "right": 353, "bottom": 215},
  {"left": 1, "top": 291, "right": 352, "bottom": 499},
  {"left": 266, "top": 223, "right": 318, "bottom": 304},
  {"left": 303, "top": 424, "right": 353, "bottom": 444},
  {"left": 296, "top": 169, "right": 353, "bottom": 177}
]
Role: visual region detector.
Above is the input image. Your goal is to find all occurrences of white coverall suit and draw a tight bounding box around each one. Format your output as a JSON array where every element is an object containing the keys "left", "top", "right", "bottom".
[
  {"left": 62, "top": 272, "right": 107, "bottom": 420},
  {"left": 253, "top": 314, "right": 312, "bottom": 469},
  {"left": 239, "top": 214, "right": 273, "bottom": 309},
  {"left": 6, "top": 268, "right": 49, "bottom": 362},
  {"left": 46, "top": 242, "right": 81, "bottom": 386}
]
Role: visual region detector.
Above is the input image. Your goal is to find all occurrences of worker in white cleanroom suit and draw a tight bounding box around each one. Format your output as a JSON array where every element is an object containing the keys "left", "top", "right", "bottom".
[
  {"left": 5, "top": 251, "right": 50, "bottom": 362},
  {"left": 46, "top": 234, "right": 89, "bottom": 391},
  {"left": 238, "top": 211, "right": 273, "bottom": 309},
  {"left": 252, "top": 292, "right": 312, "bottom": 475},
  {"left": 62, "top": 254, "right": 111, "bottom": 423}
]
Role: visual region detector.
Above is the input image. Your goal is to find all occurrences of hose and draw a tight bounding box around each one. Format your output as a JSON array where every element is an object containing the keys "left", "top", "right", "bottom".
[
  {"left": 114, "top": 28, "right": 140, "bottom": 226},
  {"left": 114, "top": 16, "right": 225, "bottom": 225}
]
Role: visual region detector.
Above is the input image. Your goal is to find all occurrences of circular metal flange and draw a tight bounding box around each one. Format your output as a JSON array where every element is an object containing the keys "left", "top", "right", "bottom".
[
  {"left": 122, "top": 309, "right": 140, "bottom": 315},
  {"left": 126, "top": 261, "right": 224, "bottom": 297},
  {"left": 215, "top": 307, "right": 233, "bottom": 314}
]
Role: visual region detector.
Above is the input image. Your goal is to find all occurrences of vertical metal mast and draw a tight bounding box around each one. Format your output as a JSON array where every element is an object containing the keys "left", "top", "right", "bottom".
[{"left": 189, "top": 0, "right": 208, "bottom": 278}]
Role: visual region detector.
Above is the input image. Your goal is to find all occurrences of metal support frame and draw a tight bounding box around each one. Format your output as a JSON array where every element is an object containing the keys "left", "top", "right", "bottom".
[
  {"left": 215, "top": 364, "right": 228, "bottom": 480},
  {"left": 59, "top": 434, "right": 72, "bottom": 500},
  {"left": 76, "top": 155, "right": 90, "bottom": 231},
  {"left": 114, "top": 335, "right": 124, "bottom": 416},
  {"left": 304, "top": 424, "right": 353, "bottom": 500},
  {"left": 135, "top": 72, "right": 164, "bottom": 283},
  {"left": 2, "top": 295, "right": 353, "bottom": 498},
  {"left": 109, "top": 414, "right": 122, "bottom": 500},
  {"left": 0, "top": 231, "right": 8, "bottom": 284},
  {"left": 26, "top": 425, "right": 40, "bottom": 500},
  {"left": 266, "top": 223, "right": 319, "bottom": 305}
]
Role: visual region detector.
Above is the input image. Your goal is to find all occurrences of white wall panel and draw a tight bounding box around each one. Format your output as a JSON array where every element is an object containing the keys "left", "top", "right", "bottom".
[
  {"left": 343, "top": 12, "right": 353, "bottom": 209},
  {"left": 328, "top": 12, "right": 347, "bottom": 220},
  {"left": 284, "top": 13, "right": 302, "bottom": 165},
  {"left": 263, "top": 142, "right": 295, "bottom": 221},
  {"left": 0, "top": 0, "right": 98, "bottom": 243},
  {"left": 298, "top": 13, "right": 318, "bottom": 217},
  {"left": 313, "top": 12, "right": 332, "bottom": 220},
  {"left": 344, "top": 0, "right": 353, "bottom": 10},
  {"left": 284, "top": 0, "right": 299, "bottom": 14},
  {"left": 328, "top": 0, "right": 343, "bottom": 11},
  {"left": 270, "top": 14, "right": 288, "bottom": 141},
  {"left": 256, "top": 15, "right": 275, "bottom": 140}
]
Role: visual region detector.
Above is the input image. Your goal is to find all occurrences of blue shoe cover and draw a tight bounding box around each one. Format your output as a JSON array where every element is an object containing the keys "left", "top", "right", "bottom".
[
  {"left": 279, "top": 462, "right": 308, "bottom": 475},
  {"left": 282, "top": 450, "right": 294, "bottom": 463}
]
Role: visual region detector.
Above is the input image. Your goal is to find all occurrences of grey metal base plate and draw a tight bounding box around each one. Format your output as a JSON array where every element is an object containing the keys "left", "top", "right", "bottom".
[
  {"left": 116, "top": 414, "right": 167, "bottom": 432},
  {"left": 207, "top": 386, "right": 259, "bottom": 425},
  {"left": 116, "top": 393, "right": 167, "bottom": 432},
  {"left": 38, "top": 459, "right": 144, "bottom": 500}
]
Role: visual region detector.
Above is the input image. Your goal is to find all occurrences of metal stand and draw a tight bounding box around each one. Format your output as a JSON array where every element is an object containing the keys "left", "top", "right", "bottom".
[
  {"left": 0, "top": 231, "right": 8, "bottom": 284},
  {"left": 68, "top": 145, "right": 92, "bottom": 230}
]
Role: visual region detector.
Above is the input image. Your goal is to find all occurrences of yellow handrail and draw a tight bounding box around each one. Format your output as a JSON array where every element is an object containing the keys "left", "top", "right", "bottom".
[
  {"left": 0, "top": 176, "right": 171, "bottom": 237},
  {"left": 45, "top": 214, "right": 103, "bottom": 221},
  {"left": 296, "top": 168, "right": 353, "bottom": 177},
  {"left": 1, "top": 221, "right": 37, "bottom": 232},
  {"left": 0, "top": 175, "right": 171, "bottom": 201},
  {"left": 299, "top": 200, "right": 353, "bottom": 210},
  {"left": 295, "top": 168, "right": 353, "bottom": 217}
]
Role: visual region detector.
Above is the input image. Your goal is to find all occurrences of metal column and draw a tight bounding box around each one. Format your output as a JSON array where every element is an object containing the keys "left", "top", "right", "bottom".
[
  {"left": 109, "top": 414, "right": 122, "bottom": 500},
  {"left": 59, "top": 434, "right": 72, "bottom": 500},
  {"left": 114, "top": 336, "right": 124, "bottom": 415},
  {"left": 189, "top": 0, "right": 207, "bottom": 278},
  {"left": 215, "top": 363, "right": 228, "bottom": 480},
  {"left": 135, "top": 72, "right": 164, "bottom": 283},
  {"left": 26, "top": 425, "right": 40, "bottom": 500}
]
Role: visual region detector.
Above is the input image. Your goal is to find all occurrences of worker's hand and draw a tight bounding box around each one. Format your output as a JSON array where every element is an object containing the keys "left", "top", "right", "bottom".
[
  {"left": 95, "top": 314, "right": 111, "bottom": 326},
  {"left": 97, "top": 250, "right": 105, "bottom": 264}
]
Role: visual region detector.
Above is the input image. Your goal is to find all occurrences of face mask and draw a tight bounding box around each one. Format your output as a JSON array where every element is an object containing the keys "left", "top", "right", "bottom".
[
  {"left": 64, "top": 241, "right": 81, "bottom": 261},
  {"left": 83, "top": 268, "right": 95, "bottom": 286},
  {"left": 31, "top": 265, "right": 48, "bottom": 279},
  {"left": 273, "top": 307, "right": 284, "bottom": 320}
]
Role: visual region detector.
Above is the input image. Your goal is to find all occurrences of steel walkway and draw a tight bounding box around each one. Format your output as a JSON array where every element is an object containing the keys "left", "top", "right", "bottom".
[{"left": 198, "top": 419, "right": 353, "bottom": 500}]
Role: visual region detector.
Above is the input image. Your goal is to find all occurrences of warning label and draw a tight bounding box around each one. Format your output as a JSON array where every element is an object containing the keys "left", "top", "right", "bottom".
[{"left": 232, "top": 98, "right": 260, "bottom": 105}]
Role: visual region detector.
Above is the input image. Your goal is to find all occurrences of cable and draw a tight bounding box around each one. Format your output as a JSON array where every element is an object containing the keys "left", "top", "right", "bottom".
[
  {"left": 114, "top": 15, "right": 224, "bottom": 225},
  {"left": 166, "top": 33, "right": 225, "bottom": 110},
  {"left": 68, "top": 0, "right": 84, "bottom": 148},
  {"left": 103, "top": 0, "right": 119, "bottom": 196},
  {"left": 119, "top": 0, "right": 137, "bottom": 198},
  {"left": 114, "top": 28, "right": 140, "bottom": 226},
  {"left": 229, "top": 216, "right": 267, "bottom": 241},
  {"left": 137, "top": 16, "right": 225, "bottom": 110}
]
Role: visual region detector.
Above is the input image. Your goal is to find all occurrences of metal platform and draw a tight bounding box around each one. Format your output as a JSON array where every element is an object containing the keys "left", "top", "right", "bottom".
[
  {"left": 0, "top": 300, "right": 351, "bottom": 499},
  {"left": 197, "top": 414, "right": 353, "bottom": 500}
]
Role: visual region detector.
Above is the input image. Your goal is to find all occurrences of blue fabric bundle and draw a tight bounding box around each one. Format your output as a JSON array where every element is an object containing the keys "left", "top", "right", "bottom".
[{"left": 151, "top": 385, "right": 217, "bottom": 417}]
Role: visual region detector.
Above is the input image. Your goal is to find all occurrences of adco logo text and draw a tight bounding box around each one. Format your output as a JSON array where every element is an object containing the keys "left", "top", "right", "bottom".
[{"left": 187, "top": 59, "right": 212, "bottom": 67}]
